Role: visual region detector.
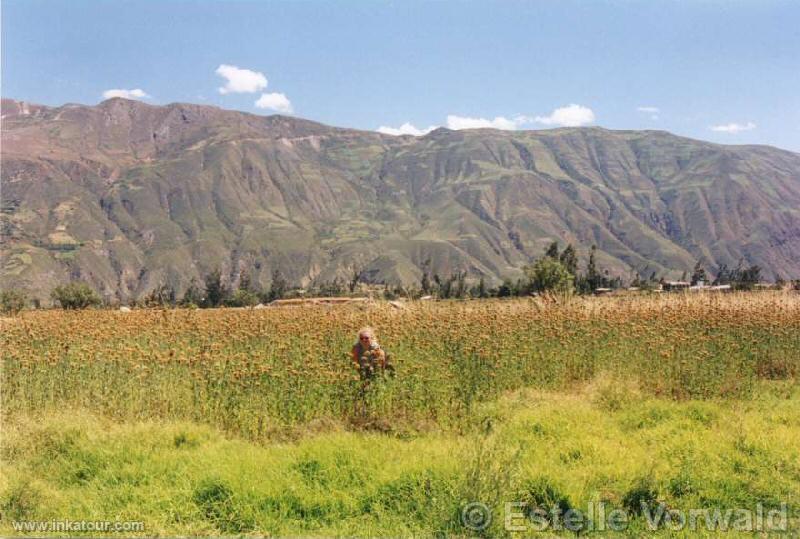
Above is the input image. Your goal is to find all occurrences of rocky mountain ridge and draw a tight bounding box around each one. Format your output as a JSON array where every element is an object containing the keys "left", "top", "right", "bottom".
[{"left": 2, "top": 97, "right": 799, "bottom": 301}]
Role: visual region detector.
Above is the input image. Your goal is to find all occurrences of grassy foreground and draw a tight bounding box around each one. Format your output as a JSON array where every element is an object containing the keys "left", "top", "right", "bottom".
[
  {"left": 2, "top": 293, "right": 800, "bottom": 536},
  {"left": 2, "top": 384, "right": 800, "bottom": 537}
]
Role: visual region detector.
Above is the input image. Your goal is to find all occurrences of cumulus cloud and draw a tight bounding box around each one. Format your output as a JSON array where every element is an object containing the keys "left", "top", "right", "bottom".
[
  {"left": 378, "top": 104, "right": 597, "bottom": 135},
  {"left": 254, "top": 92, "right": 293, "bottom": 114},
  {"left": 533, "top": 104, "right": 595, "bottom": 127},
  {"left": 377, "top": 122, "right": 438, "bottom": 136},
  {"left": 636, "top": 106, "right": 660, "bottom": 120},
  {"left": 710, "top": 122, "right": 756, "bottom": 133},
  {"left": 446, "top": 115, "right": 521, "bottom": 130},
  {"left": 216, "top": 64, "right": 267, "bottom": 94},
  {"left": 102, "top": 88, "right": 150, "bottom": 100}
]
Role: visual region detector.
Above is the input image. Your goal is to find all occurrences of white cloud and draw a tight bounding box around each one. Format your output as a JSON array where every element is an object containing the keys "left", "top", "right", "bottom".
[
  {"left": 379, "top": 104, "right": 597, "bottom": 134},
  {"left": 636, "top": 106, "right": 660, "bottom": 120},
  {"left": 446, "top": 115, "right": 521, "bottom": 130},
  {"left": 377, "top": 122, "right": 438, "bottom": 136},
  {"left": 379, "top": 115, "right": 523, "bottom": 134},
  {"left": 533, "top": 104, "right": 595, "bottom": 127},
  {"left": 216, "top": 64, "right": 267, "bottom": 94},
  {"left": 102, "top": 88, "right": 150, "bottom": 100},
  {"left": 254, "top": 92, "right": 293, "bottom": 114},
  {"left": 710, "top": 121, "right": 756, "bottom": 133}
]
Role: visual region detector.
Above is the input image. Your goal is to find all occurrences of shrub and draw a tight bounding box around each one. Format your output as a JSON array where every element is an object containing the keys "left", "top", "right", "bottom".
[
  {"left": 180, "top": 278, "right": 204, "bottom": 306},
  {"left": 622, "top": 477, "right": 662, "bottom": 517},
  {"left": 524, "top": 258, "right": 574, "bottom": 294},
  {"left": 518, "top": 477, "right": 573, "bottom": 519},
  {"left": 226, "top": 289, "right": 259, "bottom": 308},
  {"left": 202, "top": 269, "right": 229, "bottom": 308},
  {"left": 0, "top": 289, "right": 27, "bottom": 315},
  {"left": 50, "top": 282, "right": 102, "bottom": 310},
  {"left": 517, "top": 477, "right": 591, "bottom": 533},
  {"left": 592, "top": 376, "right": 641, "bottom": 412},
  {"left": 192, "top": 477, "right": 253, "bottom": 532},
  {"left": 668, "top": 469, "right": 696, "bottom": 498},
  {"left": 1, "top": 479, "right": 42, "bottom": 520},
  {"left": 142, "top": 283, "right": 177, "bottom": 308}
]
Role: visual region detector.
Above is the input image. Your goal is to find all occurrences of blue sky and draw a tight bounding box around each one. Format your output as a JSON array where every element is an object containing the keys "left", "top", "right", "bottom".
[{"left": 3, "top": 0, "right": 799, "bottom": 151}]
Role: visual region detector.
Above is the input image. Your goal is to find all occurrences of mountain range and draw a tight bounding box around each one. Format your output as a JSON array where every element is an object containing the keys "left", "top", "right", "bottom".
[{"left": 2, "top": 97, "right": 799, "bottom": 302}]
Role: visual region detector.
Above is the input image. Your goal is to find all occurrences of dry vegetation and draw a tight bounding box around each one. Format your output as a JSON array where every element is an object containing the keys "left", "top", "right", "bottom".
[{"left": 4, "top": 293, "right": 799, "bottom": 437}]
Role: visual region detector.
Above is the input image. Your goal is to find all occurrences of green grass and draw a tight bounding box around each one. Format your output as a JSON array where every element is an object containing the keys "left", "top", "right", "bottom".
[{"left": 3, "top": 381, "right": 800, "bottom": 537}]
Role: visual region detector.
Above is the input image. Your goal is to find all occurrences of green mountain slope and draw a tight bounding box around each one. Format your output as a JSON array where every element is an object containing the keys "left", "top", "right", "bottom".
[{"left": 2, "top": 97, "right": 799, "bottom": 301}]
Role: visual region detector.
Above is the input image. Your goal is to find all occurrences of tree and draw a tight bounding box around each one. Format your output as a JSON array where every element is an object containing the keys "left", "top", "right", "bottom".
[
  {"left": 559, "top": 244, "right": 578, "bottom": 276},
  {"left": 238, "top": 270, "right": 256, "bottom": 294},
  {"left": 143, "top": 283, "right": 176, "bottom": 308},
  {"left": 577, "top": 244, "right": 603, "bottom": 293},
  {"left": 317, "top": 278, "right": 344, "bottom": 297},
  {"left": 348, "top": 266, "right": 362, "bottom": 294},
  {"left": 227, "top": 288, "right": 259, "bottom": 307},
  {"left": 471, "top": 275, "right": 489, "bottom": 298},
  {"left": 432, "top": 273, "right": 444, "bottom": 297},
  {"left": 267, "top": 269, "right": 288, "bottom": 302},
  {"left": 545, "top": 241, "right": 560, "bottom": 259},
  {"left": 690, "top": 260, "right": 708, "bottom": 285},
  {"left": 431, "top": 271, "right": 467, "bottom": 299},
  {"left": 738, "top": 264, "right": 762, "bottom": 289},
  {"left": 226, "top": 269, "right": 261, "bottom": 307},
  {"left": 437, "top": 274, "right": 452, "bottom": 299},
  {"left": 524, "top": 257, "right": 575, "bottom": 294},
  {"left": 420, "top": 271, "right": 432, "bottom": 295},
  {"left": 51, "top": 282, "right": 101, "bottom": 310},
  {"left": 453, "top": 271, "right": 468, "bottom": 299},
  {"left": 713, "top": 264, "right": 730, "bottom": 285},
  {"left": 0, "top": 289, "right": 27, "bottom": 315},
  {"left": 587, "top": 245, "right": 599, "bottom": 282},
  {"left": 203, "top": 269, "right": 228, "bottom": 308},
  {"left": 181, "top": 278, "right": 204, "bottom": 306},
  {"left": 420, "top": 258, "right": 433, "bottom": 295},
  {"left": 496, "top": 279, "right": 515, "bottom": 298},
  {"left": 714, "top": 262, "right": 762, "bottom": 290}
]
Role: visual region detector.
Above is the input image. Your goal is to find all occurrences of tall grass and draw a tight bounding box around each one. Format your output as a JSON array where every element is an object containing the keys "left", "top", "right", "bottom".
[{"left": 2, "top": 293, "right": 798, "bottom": 439}]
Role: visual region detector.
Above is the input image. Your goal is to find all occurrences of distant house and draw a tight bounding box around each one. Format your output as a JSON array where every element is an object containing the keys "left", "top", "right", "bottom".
[
  {"left": 269, "top": 296, "right": 369, "bottom": 307},
  {"left": 687, "top": 283, "right": 733, "bottom": 292},
  {"left": 687, "top": 281, "right": 733, "bottom": 292},
  {"left": 594, "top": 287, "right": 613, "bottom": 295},
  {"left": 663, "top": 281, "right": 690, "bottom": 292},
  {"left": 709, "top": 284, "right": 732, "bottom": 291}
]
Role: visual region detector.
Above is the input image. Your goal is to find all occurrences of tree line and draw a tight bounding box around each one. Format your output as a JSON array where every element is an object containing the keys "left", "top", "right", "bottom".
[{"left": 0, "top": 245, "right": 797, "bottom": 314}]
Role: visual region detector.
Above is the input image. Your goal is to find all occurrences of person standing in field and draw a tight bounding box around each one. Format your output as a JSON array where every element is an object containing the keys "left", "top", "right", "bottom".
[{"left": 351, "top": 327, "right": 393, "bottom": 380}]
